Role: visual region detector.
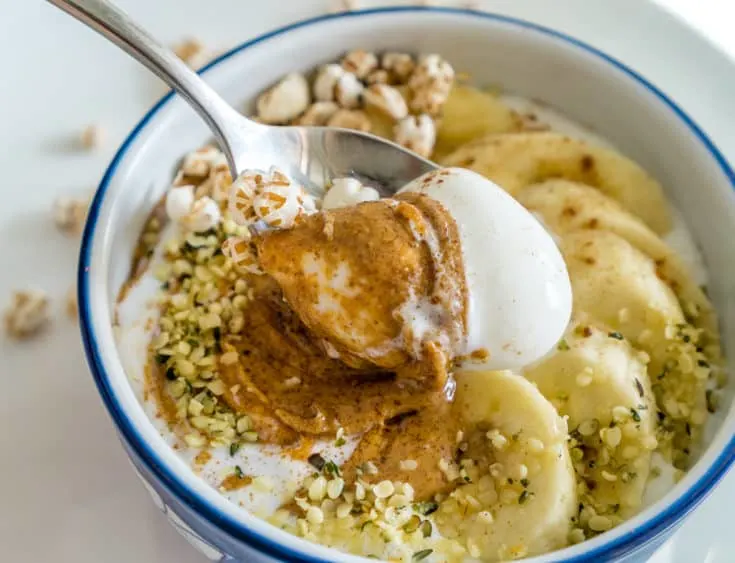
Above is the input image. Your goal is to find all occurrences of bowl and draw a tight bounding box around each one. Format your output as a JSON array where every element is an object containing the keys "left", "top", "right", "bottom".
[{"left": 79, "top": 6, "right": 735, "bottom": 563}]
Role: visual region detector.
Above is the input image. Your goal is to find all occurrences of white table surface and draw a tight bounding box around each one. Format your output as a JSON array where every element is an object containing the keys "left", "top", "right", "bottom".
[{"left": 1, "top": 1, "right": 733, "bottom": 561}]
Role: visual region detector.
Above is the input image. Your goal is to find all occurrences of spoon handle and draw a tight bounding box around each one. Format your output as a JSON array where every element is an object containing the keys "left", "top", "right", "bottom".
[{"left": 46, "top": 0, "right": 261, "bottom": 176}]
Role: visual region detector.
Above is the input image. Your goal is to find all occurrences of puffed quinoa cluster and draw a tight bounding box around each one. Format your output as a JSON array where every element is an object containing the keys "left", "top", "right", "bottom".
[{"left": 254, "top": 50, "right": 456, "bottom": 158}]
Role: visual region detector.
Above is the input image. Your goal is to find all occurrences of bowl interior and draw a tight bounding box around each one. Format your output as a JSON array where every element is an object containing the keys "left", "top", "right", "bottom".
[{"left": 83, "top": 8, "right": 735, "bottom": 562}]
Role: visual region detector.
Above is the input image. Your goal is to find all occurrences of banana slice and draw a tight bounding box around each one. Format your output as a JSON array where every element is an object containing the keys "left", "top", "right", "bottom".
[
  {"left": 434, "top": 370, "right": 576, "bottom": 560},
  {"left": 434, "top": 85, "right": 518, "bottom": 160},
  {"left": 518, "top": 180, "right": 719, "bottom": 343},
  {"left": 562, "top": 230, "right": 684, "bottom": 366},
  {"left": 562, "top": 230, "right": 710, "bottom": 464},
  {"left": 524, "top": 322, "right": 657, "bottom": 519},
  {"left": 441, "top": 132, "right": 671, "bottom": 234}
]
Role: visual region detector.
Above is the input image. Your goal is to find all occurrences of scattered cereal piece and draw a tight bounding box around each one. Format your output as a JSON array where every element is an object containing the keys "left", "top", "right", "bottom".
[
  {"left": 381, "top": 52, "right": 415, "bottom": 83},
  {"left": 53, "top": 195, "right": 89, "bottom": 235},
  {"left": 173, "top": 38, "right": 207, "bottom": 69},
  {"left": 394, "top": 114, "right": 436, "bottom": 158},
  {"left": 181, "top": 196, "right": 221, "bottom": 232},
  {"left": 227, "top": 167, "right": 316, "bottom": 229},
  {"left": 256, "top": 73, "right": 310, "bottom": 124},
  {"left": 165, "top": 185, "right": 196, "bottom": 222},
  {"left": 334, "top": 72, "right": 364, "bottom": 109},
  {"left": 327, "top": 109, "right": 371, "bottom": 132},
  {"left": 4, "top": 289, "right": 50, "bottom": 339},
  {"left": 366, "top": 69, "right": 389, "bottom": 85},
  {"left": 341, "top": 50, "right": 379, "bottom": 79},
  {"left": 408, "top": 54, "right": 455, "bottom": 115},
  {"left": 182, "top": 146, "right": 227, "bottom": 178},
  {"left": 296, "top": 101, "right": 340, "bottom": 126},
  {"left": 79, "top": 124, "right": 103, "bottom": 150},
  {"left": 363, "top": 84, "right": 409, "bottom": 120},
  {"left": 313, "top": 64, "right": 345, "bottom": 102},
  {"left": 228, "top": 173, "right": 258, "bottom": 225}
]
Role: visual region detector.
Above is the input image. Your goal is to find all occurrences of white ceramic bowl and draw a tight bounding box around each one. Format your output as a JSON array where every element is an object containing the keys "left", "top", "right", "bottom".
[{"left": 79, "top": 7, "right": 735, "bottom": 563}]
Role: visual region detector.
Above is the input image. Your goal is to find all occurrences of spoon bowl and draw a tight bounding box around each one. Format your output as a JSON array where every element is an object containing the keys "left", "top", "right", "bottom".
[
  {"left": 48, "top": 0, "right": 437, "bottom": 196},
  {"left": 227, "top": 122, "right": 438, "bottom": 197}
]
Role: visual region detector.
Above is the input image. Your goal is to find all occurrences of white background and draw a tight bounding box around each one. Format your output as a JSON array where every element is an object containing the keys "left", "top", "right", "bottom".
[{"left": 0, "top": 1, "right": 733, "bottom": 561}]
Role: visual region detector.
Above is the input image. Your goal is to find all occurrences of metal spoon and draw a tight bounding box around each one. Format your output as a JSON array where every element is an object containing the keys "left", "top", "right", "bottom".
[{"left": 47, "top": 0, "right": 437, "bottom": 197}]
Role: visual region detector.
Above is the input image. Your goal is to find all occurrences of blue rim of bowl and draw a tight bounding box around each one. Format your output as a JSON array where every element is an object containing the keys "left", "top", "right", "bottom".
[{"left": 79, "top": 6, "right": 735, "bottom": 563}]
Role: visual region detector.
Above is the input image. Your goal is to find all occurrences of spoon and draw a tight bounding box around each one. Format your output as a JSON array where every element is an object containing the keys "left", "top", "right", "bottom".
[{"left": 47, "top": 0, "right": 438, "bottom": 196}]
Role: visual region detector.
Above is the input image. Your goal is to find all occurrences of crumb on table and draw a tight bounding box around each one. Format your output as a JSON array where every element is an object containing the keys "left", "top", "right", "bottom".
[
  {"left": 79, "top": 123, "right": 104, "bottom": 150},
  {"left": 53, "top": 195, "right": 90, "bottom": 235},
  {"left": 4, "top": 289, "right": 51, "bottom": 339},
  {"left": 173, "top": 38, "right": 209, "bottom": 69}
]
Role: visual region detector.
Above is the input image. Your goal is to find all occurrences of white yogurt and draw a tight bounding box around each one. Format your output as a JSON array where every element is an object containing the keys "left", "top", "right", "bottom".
[{"left": 399, "top": 167, "right": 573, "bottom": 370}]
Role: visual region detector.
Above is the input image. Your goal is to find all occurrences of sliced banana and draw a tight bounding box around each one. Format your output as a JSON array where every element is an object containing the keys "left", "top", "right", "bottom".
[
  {"left": 434, "top": 85, "right": 518, "bottom": 160},
  {"left": 562, "top": 230, "right": 710, "bottom": 463},
  {"left": 441, "top": 132, "right": 671, "bottom": 234},
  {"left": 434, "top": 370, "right": 576, "bottom": 560},
  {"left": 524, "top": 322, "right": 657, "bottom": 519},
  {"left": 518, "top": 180, "right": 719, "bottom": 343},
  {"left": 562, "top": 229, "right": 684, "bottom": 367}
]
